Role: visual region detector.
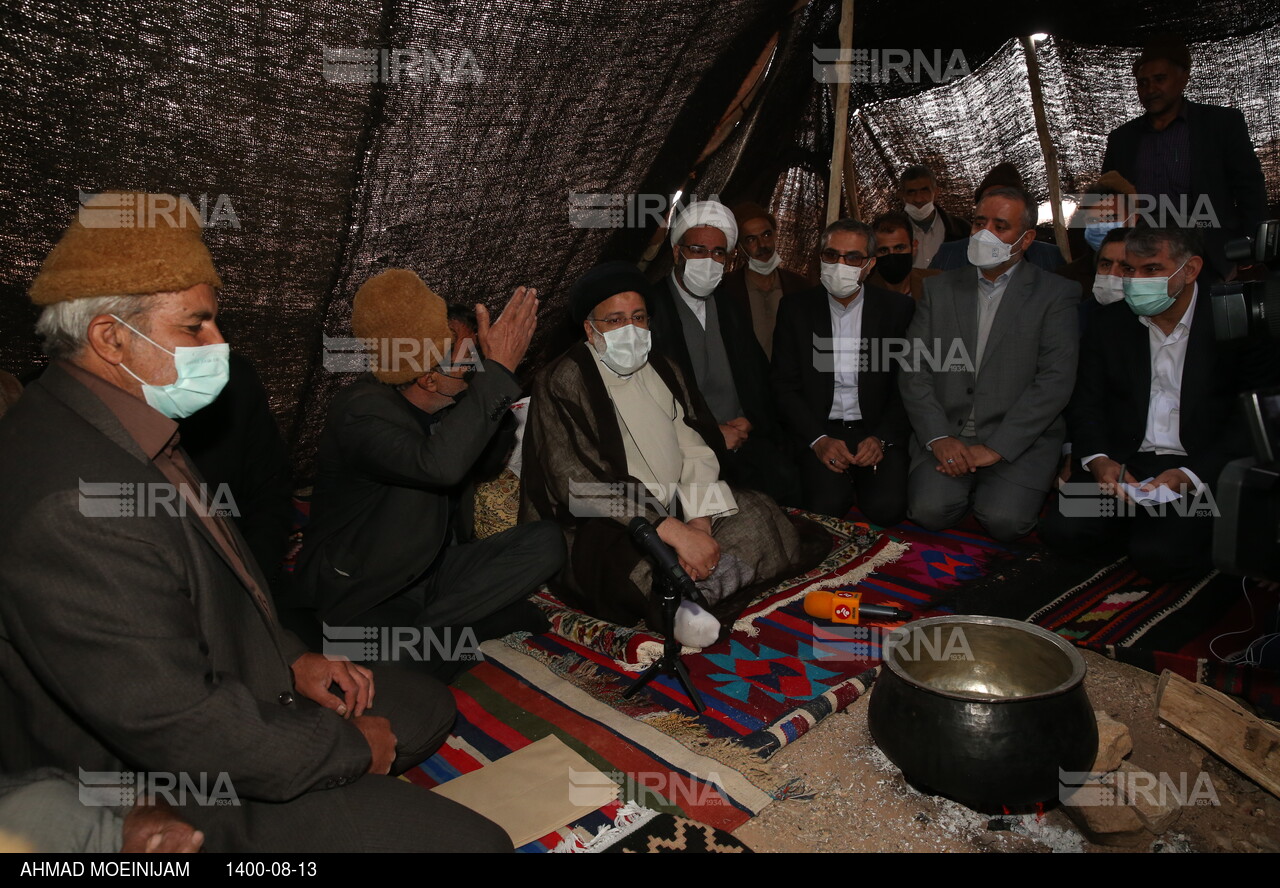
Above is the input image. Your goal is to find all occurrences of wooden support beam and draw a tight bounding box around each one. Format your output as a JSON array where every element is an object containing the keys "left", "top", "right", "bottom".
[
  {"left": 825, "top": 0, "right": 854, "bottom": 224},
  {"left": 1155, "top": 670, "right": 1280, "bottom": 799},
  {"left": 1020, "top": 35, "right": 1071, "bottom": 262}
]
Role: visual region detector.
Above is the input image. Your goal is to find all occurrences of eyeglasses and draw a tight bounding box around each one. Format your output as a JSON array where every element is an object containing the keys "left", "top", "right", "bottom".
[
  {"left": 435, "top": 364, "right": 477, "bottom": 382},
  {"left": 819, "top": 249, "right": 872, "bottom": 267},
  {"left": 679, "top": 243, "right": 730, "bottom": 262},
  {"left": 590, "top": 312, "right": 649, "bottom": 331}
]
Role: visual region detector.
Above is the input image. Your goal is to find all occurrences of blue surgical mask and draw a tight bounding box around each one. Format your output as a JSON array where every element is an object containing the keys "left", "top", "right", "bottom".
[
  {"left": 1121, "top": 261, "right": 1188, "bottom": 317},
  {"left": 113, "top": 316, "right": 230, "bottom": 418},
  {"left": 1084, "top": 220, "right": 1124, "bottom": 252}
]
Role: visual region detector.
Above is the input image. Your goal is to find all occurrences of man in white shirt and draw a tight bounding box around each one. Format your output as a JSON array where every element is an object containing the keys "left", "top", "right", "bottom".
[
  {"left": 1041, "top": 228, "right": 1280, "bottom": 579},
  {"left": 772, "top": 220, "right": 915, "bottom": 523}
]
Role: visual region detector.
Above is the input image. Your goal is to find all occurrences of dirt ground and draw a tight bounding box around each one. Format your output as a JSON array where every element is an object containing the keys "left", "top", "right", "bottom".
[{"left": 735, "top": 650, "right": 1280, "bottom": 853}]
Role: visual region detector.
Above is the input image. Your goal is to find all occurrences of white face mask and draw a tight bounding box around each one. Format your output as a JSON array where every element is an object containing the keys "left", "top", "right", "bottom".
[
  {"left": 1091, "top": 274, "right": 1126, "bottom": 305},
  {"left": 903, "top": 201, "right": 935, "bottom": 222},
  {"left": 747, "top": 252, "right": 782, "bottom": 275},
  {"left": 820, "top": 261, "right": 864, "bottom": 298},
  {"left": 967, "top": 228, "right": 1025, "bottom": 270},
  {"left": 680, "top": 257, "right": 723, "bottom": 297},
  {"left": 112, "top": 315, "right": 230, "bottom": 419},
  {"left": 591, "top": 322, "right": 651, "bottom": 376}
]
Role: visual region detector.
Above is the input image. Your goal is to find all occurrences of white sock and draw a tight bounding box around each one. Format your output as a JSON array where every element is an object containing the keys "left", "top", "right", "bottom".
[{"left": 673, "top": 600, "right": 721, "bottom": 649}]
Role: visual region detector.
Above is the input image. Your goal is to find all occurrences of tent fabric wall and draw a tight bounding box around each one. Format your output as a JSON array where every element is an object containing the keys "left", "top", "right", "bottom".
[
  {"left": 767, "top": 25, "right": 1280, "bottom": 272},
  {"left": 2, "top": 1, "right": 1278, "bottom": 479},
  {"left": 0, "top": 0, "right": 787, "bottom": 477},
  {"left": 0, "top": 1, "right": 388, "bottom": 454}
]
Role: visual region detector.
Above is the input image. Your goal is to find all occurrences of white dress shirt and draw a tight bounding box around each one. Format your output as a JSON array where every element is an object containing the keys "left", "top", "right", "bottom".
[
  {"left": 827, "top": 288, "right": 865, "bottom": 422},
  {"left": 1081, "top": 286, "right": 1204, "bottom": 491}
]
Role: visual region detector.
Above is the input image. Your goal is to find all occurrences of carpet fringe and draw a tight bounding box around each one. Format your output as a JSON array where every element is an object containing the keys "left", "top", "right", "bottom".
[
  {"left": 551, "top": 802, "right": 660, "bottom": 853},
  {"left": 637, "top": 712, "right": 774, "bottom": 781},
  {"left": 734, "top": 539, "right": 910, "bottom": 636}
]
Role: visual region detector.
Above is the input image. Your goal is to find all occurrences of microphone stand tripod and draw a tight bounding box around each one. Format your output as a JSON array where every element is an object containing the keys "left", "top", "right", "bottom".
[{"left": 622, "top": 569, "right": 707, "bottom": 713}]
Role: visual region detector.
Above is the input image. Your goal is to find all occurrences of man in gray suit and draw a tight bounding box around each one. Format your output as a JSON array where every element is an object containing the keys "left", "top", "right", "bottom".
[
  {"left": 899, "top": 187, "right": 1079, "bottom": 541},
  {"left": 0, "top": 193, "right": 510, "bottom": 852}
]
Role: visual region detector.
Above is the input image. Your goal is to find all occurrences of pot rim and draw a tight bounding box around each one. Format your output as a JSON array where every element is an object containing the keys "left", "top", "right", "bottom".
[{"left": 880, "top": 614, "right": 1087, "bottom": 703}]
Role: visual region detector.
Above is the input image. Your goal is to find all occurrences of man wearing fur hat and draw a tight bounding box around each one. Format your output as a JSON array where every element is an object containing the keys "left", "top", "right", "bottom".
[
  {"left": 521, "top": 262, "right": 821, "bottom": 648},
  {"left": 648, "top": 200, "right": 799, "bottom": 507},
  {"left": 296, "top": 271, "right": 564, "bottom": 674},
  {"left": 0, "top": 193, "right": 510, "bottom": 851}
]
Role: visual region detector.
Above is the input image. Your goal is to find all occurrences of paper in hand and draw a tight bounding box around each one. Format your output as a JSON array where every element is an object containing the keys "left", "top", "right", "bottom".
[{"left": 1119, "top": 477, "right": 1182, "bottom": 505}]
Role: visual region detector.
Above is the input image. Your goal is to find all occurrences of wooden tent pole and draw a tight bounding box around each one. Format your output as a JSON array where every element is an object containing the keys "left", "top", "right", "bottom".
[
  {"left": 827, "top": 83, "right": 861, "bottom": 220},
  {"left": 1021, "top": 35, "right": 1071, "bottom": 261},
  {"left": 826, "top": 0, "right": 854, "bottom": 224}
]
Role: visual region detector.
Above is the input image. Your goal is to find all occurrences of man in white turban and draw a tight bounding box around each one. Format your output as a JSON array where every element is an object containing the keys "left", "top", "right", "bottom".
[{"left": 649, "top": 200, "right": 799, "bottom": 507}]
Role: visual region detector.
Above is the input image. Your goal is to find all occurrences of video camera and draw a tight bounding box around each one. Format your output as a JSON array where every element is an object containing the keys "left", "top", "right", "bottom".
[
  {"left": 1211, "top": 222, "right": 1280, "bottom": 582},
  {"left": 1214, "top": 387, "right": 1280, "bottom": 582},
  {"left": 1210, "top": 220, "right": 1280, "bottom": 341}
]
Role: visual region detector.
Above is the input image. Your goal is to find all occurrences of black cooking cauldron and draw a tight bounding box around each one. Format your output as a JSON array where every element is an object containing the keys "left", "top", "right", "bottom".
[{"left": 867, "top": 615, "right": 1098, "bottom": 813}]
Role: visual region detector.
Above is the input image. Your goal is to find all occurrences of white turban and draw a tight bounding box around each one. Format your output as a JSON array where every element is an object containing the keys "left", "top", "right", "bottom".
[{"left": 669, "top": 200, "right": 738, "bottom": 250}]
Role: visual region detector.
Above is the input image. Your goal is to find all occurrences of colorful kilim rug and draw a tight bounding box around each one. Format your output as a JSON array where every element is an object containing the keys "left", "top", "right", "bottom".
[
  {"left": 844, "top": 508, "right": 1280, "bottom": 717},
  {"left": 407, "top": 642, "right": 774, "bottom": 851},
  {"left": 502, "top": 513, "right": 907, "bottom": 761},
  {"left": 1027, "top": 561, "right": 1280, "bottom": 718},
  {"left": 597, "top": 812, "right": 752, "bottom": 853}
]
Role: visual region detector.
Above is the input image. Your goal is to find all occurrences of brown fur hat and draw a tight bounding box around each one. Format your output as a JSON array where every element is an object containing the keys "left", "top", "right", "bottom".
[
  {"left": 29, "top": 192, "right": 223, "bottom": 304},
  {"left": 352, "top": 269, "right": 450, "bottom": 385}
]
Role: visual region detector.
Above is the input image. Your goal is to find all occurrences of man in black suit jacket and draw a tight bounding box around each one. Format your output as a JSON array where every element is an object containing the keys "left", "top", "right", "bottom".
[
  {"left": 1041, "top": 228, "right": 1280, "bottom": 579},
  {"left": 773, "top": 220, "right": 915, "bottom": 524},
  {"left": 297, "top": 271, "right": 563, "bottom": 670},
  {"left": 1100, "top": 36, "right": 1267, "bottom": 279},
  {"left": 650, "top": 200, "right": 799, "bottom": 506}
]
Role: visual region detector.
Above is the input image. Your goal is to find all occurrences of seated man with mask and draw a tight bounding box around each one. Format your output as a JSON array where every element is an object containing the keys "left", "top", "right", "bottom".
[
  {"left": 647, "top": 200, "right": 799, "bottom": 506},
  {"left": 521, "top": 262, "right": 817, "bottom": 648},
  {"left": 1041, "top": 227, "right": 1280, "bottom": 579}
]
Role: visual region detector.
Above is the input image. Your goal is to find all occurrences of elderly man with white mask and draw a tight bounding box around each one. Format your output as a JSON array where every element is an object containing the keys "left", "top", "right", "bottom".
[
  {"left": 647, "top": 200, "right": 799, "bottom": 507},
  {"left": 521, "top": 262, "right": 822, "bottom": 649}
]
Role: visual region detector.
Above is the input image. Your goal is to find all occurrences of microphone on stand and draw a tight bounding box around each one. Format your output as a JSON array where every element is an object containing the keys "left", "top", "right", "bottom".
[{"left": 627, "top": 516, "right": 707, "bottom": 607}]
